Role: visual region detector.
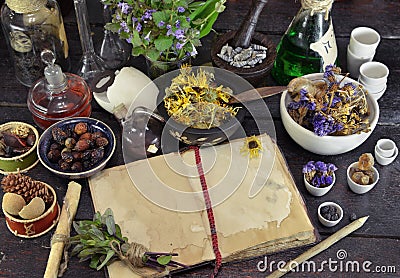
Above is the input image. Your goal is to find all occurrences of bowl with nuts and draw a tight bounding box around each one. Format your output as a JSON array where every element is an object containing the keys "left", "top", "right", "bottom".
[
  {"left": 37, "top": 118, "right": 116, "bottom": 179},
  {"left": 347, "top": 153, "right": 379, "bottom": 194},
  {"left": 0, "top": 122, "right": 39, "bottom": 174}
]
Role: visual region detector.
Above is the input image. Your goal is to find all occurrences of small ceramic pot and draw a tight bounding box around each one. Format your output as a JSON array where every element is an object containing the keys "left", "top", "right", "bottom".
[
  {"left": 318, "top": 201, "right": 343, "bottom": 227},
  {"left": 375, "top": 145, "right": 398, "bottom": 166},
  {"left": 304, "top": 173, "right": 335, "bottom": 197},
  {"left": 347, "top": 162, "right": 379, "bottom": 194},
  {"left": 2, "top": 183, "right": 60, "bottom": 238},
  {"left": 0, "top": 122, "right": 39, "bottom": 174}
]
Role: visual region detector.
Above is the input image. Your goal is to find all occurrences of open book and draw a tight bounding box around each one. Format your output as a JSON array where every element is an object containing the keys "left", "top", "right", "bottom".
[{"left": 88, "top": 134, "right": 317, "bottom": 277}]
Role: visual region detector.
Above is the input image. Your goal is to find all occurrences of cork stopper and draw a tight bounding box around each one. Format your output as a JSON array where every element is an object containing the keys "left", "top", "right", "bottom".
[{"left": 6, "top": 0, "right": 47, "bottom": 13}]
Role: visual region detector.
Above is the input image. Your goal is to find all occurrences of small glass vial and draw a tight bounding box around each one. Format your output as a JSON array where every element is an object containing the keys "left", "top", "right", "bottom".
[
  {"left": 27, "top": 50, "right": 91, "bottom": 129},
  {"left": 1, "top": 0, "right": 70, "bottom": 87},
  {"left": 272, "top": 0, "right": 337, "bottom": 85}
]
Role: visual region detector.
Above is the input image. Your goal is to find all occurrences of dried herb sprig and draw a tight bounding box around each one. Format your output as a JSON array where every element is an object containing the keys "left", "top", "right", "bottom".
[
  {"left": 163, "top": 65, "right": 240, "bottom": 129},
  {"left": 69, "top": 208, "right": 185, "bottom": 275},
  {"left": 303, "top": 161, "right": 337, "bottom": 188},
  {"left": 287, "top": 65, "right": 371, "bottom": 136}
]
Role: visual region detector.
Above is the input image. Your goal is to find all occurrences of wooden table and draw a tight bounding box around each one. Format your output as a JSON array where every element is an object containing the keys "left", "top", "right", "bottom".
[{"left": 0, "top": 1, "right": 399, "bottom": 277}]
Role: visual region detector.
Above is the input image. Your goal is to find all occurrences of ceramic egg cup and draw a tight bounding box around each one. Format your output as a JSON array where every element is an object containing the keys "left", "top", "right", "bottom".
[
  {"left": 304, "top": 173, "right": 335, "bottom": 197},
  {"left": 2, "top": 182, "right": 60, "bottom": 238},
  {"left": 347, "top": 162, "right": 379, "bottom": 194},
  {"left": 0, "top": 122, "right": 40, "bottom": 174},
  {"left": 318, "top": 201, "right": 343, "bottom": 227}
]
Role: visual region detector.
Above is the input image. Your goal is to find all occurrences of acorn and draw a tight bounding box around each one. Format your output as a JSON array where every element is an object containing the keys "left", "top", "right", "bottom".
[
  {"left": 74, "top": 139, "right": 90, "bottom": 152},
  {"left": 74, "top": 122, "right": 88, "bottom": 135}
]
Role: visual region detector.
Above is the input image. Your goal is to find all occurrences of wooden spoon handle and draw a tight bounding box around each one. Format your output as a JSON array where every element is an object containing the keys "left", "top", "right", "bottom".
[{"left": 229, "top": 86, "right": 287, "bottom": 104}]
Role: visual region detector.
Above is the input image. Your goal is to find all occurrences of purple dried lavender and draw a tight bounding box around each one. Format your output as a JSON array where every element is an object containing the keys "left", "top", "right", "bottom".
[
  {"left": 312, "top": 112, "right": 343, "bottom": 136},
  {"left": 303, "top": 160, "right": 337, "bottom": 188}
]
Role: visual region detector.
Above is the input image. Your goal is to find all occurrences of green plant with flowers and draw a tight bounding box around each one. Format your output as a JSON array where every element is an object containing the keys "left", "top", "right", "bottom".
[{"left": 101, "top": 0, "right": 226, "bottom": 63}]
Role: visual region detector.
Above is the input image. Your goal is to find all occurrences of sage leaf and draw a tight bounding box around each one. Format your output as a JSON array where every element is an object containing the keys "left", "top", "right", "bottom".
[{"left": 96, "top": 250, "right": 116, "bottom": 270}]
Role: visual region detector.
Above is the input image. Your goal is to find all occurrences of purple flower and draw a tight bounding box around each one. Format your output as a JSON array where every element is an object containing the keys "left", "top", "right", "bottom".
[
  {"left": 327, "top": 163, "right": 338, "bottom": 172},
  {"left": 175, "top": 20, "right": 181, "bottom": 28},
  {"left": 136, "top": 22, "right": 142, "bottom": 32},
  {"left": 158, "top": 21, "right": 165, "bottom": 27},
  {"left": 312, "top": 112, "right": 342, "bottom": 136},
  {"left": 288, "top": 101, "right": 301, "bottom": 110},
  {"left": 176, "top": 42, "right": 183, "bottom": 49},
  {"left": 174, "top": 29, "right": 185, "bottom": 40},
  {"left": 315, "top": 161, "right": 328, "bottom": 173},
  {"left": 186, "top": 17, "right": 191, "bottom": 22},
  {"left": 166, "top": 25, "right": 173, "bottom": 36},
  {"left": 117, "top": 2, "right": 130, "bottom": 14},
  {"left": 302, "top": 161, "right": 316, "bottom": 173},
  {"left": 120, "top": 21, "right": 129, "bottom": 33},
  {"left": 177, "top": 6, "right": 185, "bottom": 13},
  {"left": 141, "top": 9, "right": 156, "bottom": 21}
]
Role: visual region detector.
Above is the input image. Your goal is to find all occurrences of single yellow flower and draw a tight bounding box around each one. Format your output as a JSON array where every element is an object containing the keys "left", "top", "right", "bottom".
[{"left": 241, "top": 135, "right": 263, "bottom": 159}]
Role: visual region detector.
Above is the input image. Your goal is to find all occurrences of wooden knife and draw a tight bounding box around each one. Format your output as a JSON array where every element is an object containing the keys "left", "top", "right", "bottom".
[{"left": 229, "top": 86, "right": 287, "bottom": 104}]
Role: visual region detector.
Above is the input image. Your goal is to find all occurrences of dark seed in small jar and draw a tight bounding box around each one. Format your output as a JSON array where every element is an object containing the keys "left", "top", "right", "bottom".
[
  {"left": 26, "top": 134, "right": 36, "bottom": 146},
  {"left": 64, "top": 137, "right": 76, "bottom": 149},
  {"left": 71, "top": 161, "right": 83, "bottom": 172},
  {"left": 74, "top": 139, "right": 90, "bottom": 151},
  {"left": 74, "top": 122, "right": 88, "bottom": 135},
  {"left": 321, "top": 205, "right": 340, "bottom": 221},
  {"left": 96, "top": 137, "right": 109, "bottom": 147}
]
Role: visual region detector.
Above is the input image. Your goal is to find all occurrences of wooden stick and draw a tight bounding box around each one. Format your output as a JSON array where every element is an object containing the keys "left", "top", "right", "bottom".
[
  {"left": 44, "top": 181, "right": 82, "bottom": 278},
  {"left": 268, "top": 216, "right": 369, "bottom": 278}
]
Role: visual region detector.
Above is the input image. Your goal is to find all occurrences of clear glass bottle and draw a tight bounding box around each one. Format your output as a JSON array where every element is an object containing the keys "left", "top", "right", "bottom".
[
  {"left": 96, "top": 7, "right": 131, "bottom": 70},
  {"left": 271, "top": 0, "right": 337, "bottom": 85},
  {"left": 27, "top": 50, "right": 91, "bottom": 129},
  {"left": 1, "top": 0, "right": 70, "bottom": 87}
]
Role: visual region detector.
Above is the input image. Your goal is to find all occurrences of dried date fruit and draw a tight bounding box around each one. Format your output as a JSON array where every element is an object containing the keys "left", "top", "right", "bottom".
[
  {"left": 61, "top": 149, "right": 74, "bottom": 163},
  {"left": 74, "top": 140, "right": 90, "bottom": 151},
  {"left": 47, "top": 149, "right": 61, "bottom": 163},
  {"left": 79, "top": 132, "right": 92, "bottom": 141},
  {"left": 52, "top": 127, "right": 68, "bottom": 144},
  {"left": 50, "top": 142, "right": 61, "bottom": 151},
  {"left": 74, "top": 122, "right": 88, "bottom": 135},
  {"left": 96, "top": 137, "right": 109, "bottom": 147},
  {"left": 91, "top": 131, "right": 104, "bottom": 140},
  {"left": 59, "top": 160, "right": 71, "bottom": 171},
  {"left": 26, "top": 134, "right": 36, "bottom": 146},
  {"left": 72, "top": 151, "right": 83, "bottom": 161},
  {"left": 71, "top": 161, "right": 83, "bottom": 172},
  {"left": 91, "top": 147, "right": 104, "bottom": 164}
]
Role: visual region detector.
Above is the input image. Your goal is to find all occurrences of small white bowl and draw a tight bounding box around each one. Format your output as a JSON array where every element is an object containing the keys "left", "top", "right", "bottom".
[
  {"left": 318, "top": 201, "right": 343, "bottom": 227},
  {"left": 280, "top": 73, "right": 379, "bottom": 155},
  {"left": 347, "top": 162, "right": 379, "bottom": 194},
  {"left": 367, "top": 84, "right": 386, "bottom": 101},
  {"left": 375, "top": 138, "right": 396, "bottom": 157},
  {"left": 304, "top": 173, "right": 335, "bottom": 197},
  {"left": 375, "top": 145, "right": 398, "bottom": 166},
  {"left": 359, "top": 79, "right": 387, "bottom": 94}
]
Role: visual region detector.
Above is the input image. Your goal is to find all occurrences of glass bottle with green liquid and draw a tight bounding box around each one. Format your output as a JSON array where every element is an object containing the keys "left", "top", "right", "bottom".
[{"left": 272, "top": 0, "right": 337, "bottom": 85}]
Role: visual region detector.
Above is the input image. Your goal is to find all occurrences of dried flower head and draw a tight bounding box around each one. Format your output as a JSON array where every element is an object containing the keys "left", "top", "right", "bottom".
[
  {"left": 303, "top": 160, "right": 337, "bottom": 188},
  {"left": 163, "top": 66, "right": 240, "bottom": 129},
  {"left": 287, "top": 65, "right": 371, "bottom": 136},
  {"left": 240, "top": 135, "right": 263, "bottom": 159}
]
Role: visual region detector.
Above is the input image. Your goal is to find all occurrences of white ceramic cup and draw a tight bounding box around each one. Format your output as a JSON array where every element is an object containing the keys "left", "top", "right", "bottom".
[
  {"left": 359, "top": 61, "right": 389, "bottom": 85},
  {"left": 376, "top": 138, "right": 396, "bottom": 157},
  {"left": 359, "top": 80, "right": 386, "bottom": 94},
  {"left": 346, "top": 45, "right": 373, "bottom": 78},
  {"left": 349, "top": 27, "right": 380, "bottom": 58},
  {"left": 375, "top": 145, "right": 398, "bottom": 166},
  {"left": 366, "top": 84, "right": 386, "bottom": 101}
]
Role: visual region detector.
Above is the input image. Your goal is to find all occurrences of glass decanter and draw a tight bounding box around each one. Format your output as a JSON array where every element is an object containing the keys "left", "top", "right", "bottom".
[
  {"left": 96, "top": 7, "right": 131, "bottom": 70},
  {"left": 272, "top": 0, "right": 337, "bottom": 85},
  {"left": 73, "top": 0, "right": 105, "bottom": 86}
]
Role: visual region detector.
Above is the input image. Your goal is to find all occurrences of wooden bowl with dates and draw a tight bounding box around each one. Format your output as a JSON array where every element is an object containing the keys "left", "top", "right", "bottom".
[{"left": 37, "top": 118, "right": 116, "bottom": 179}]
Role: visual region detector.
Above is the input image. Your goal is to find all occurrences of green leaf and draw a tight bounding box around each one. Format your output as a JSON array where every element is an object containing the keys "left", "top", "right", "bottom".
[
  {"left": 132, "top": 46, "right": 145, "bottom": 56},
  {"left": 105, "top": 217, "right": 116, "bottom": 236},
  {"left": 199, "top": 12, "right": 219, "bottom": 38},
  {"left": 89, "top": 254, "right": 101, "bottom": 269},
  {"left": 157, "top": 255, "right": 172, "bottom": 265},
  {"left": 96, "top": 250, "right": 115, "bottom": 270},
  {"left": 89, "top": 225, "right": 105, "bottom": 241},
  {"left": 147, "top": 48, "right": 161, "bottom": 62},
  {"left": 105, "top": 22, "right": 120, "bottom": 33},
  {"left": 115, "top": 224, "right": 123, "bottom": 239},
  {"left": 154, "top": 36, "right": 173, "bottom": 52},
  {"left": 152, "top": 11, "right": 170, "bottom": 25},
  {"left": 131, "top": 31, "right": 142, "bottom": 47},
  {"left": 71, "top": 244, "right": 84, "bottom": 257}
]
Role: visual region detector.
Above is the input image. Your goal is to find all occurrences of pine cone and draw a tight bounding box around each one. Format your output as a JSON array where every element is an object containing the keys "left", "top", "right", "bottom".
[{"left": 1, "top": 173, "right": 54, "bottom": 206}]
